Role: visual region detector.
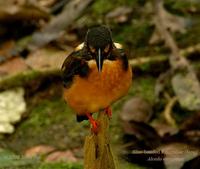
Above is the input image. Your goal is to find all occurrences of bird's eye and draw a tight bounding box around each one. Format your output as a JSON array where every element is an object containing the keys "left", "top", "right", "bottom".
[
  {"left": 104, "top": 45, "right": 110, "bottom": 53},
  {"left": 89, "top": 46, "right": 96, "bottom": 53}
]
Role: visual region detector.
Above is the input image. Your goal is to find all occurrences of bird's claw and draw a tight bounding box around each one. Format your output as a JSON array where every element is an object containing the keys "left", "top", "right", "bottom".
[
  {"left": 105, "top": 107, "right": 112, "bottom": 118},
  {"left": 86, "top": 113, "right": 99, "bottom": 134},
  {"left": 91, "top": 120, "right": 99, "bottom": 134}
]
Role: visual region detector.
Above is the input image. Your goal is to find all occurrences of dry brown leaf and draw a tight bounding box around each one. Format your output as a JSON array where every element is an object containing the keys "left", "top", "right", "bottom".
[
  {"left": 45, "top": 150, "right": 77, "bottom": 162},
  {"left": 0, "top": 4, "right": 49, "bottom": 22},
  {"left": 171, "top": 71, "right": 200, "bottom": 111},
  {"left": 151, "top": 121, "right": 178, "bottom": 137},
  {"left": 0, "top": 57, "right": 29, "bottom": 77},
  {"left": 120, "top": 97, "right": 153, "bottom": 123},
  {"left": 24, "top": 145, "right": 55, "bottom": 157},
  {"left": 158, "top": 143, "right": 199, "bottom": 169},
  {"left": 106, "top": 6, "right": 132, "bottom": 23},
  {"left": 0, "top": 41, "right": 16, "bottom": 63},
  {"left": 25, "top": 47, "right": 72, "bottom": 71}
]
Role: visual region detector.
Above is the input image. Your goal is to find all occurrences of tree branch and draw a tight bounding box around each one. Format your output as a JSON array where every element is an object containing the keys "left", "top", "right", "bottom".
[
  {"left": 28, "top": 0, "right": 93, "bottom": 50},
  {"left": 129, "top": 43, "right": 200, "bottom": 67}
]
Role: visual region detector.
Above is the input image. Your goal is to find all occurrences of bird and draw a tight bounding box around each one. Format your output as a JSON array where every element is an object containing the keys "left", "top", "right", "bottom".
[{"left": 61, "top": 26, "right": 132, "bottom": 134}]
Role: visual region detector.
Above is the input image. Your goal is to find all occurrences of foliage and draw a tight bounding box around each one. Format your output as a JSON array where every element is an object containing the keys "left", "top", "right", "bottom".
[{"left": 39, "top": 162, "right": 82, "bottom": 169}]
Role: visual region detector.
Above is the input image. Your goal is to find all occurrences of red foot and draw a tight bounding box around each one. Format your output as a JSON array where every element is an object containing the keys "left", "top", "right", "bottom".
[
  {"left": 105, "top": 107, "right": 112, "bottom": 118},
  {"left": 86, "top": 113, "right": 99, "bottom": 134}
]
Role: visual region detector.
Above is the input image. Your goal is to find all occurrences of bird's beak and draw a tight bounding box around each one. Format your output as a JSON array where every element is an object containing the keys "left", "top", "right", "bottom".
[{"left": 96, "top": 48, "right": 104, "bottom": 72}]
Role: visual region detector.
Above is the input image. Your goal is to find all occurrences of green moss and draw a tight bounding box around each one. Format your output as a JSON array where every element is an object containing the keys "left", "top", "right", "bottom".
[
  {"left": 0, "top": 70, "right": 60, "bottom": 91},
  {"left": 0, "top": 149, "right": 40, "bottom": 169},
  {"left": 39, "top": 162, "right": 82, "bottom": 169},
  {"left": 121, "top": 161, "right": 147, "bottom": 169},
  {"left": 0, "top": 150, "right": 81, "bottom": 169},
  {"left": 38, "top": 162, "right": 145, "bottom": 169},
  {"left": 2, "top": 98, "right": 86, "bottom": 152},
  {"left": 0, "top": 71, "right": 39, "bottom": 90},
  {"left": 131, "top": 77, "right": 155, "bottom": 103},
  {"left": 164, "top": 0, "right": 200, "bottom": 16},
  {"left": 78, "top": 0, "right": 155, "bottom": 57},
  {"left": 114, "top": 76, "right": 155, "bottom": 109},
  {"left": 21, "top": 99, "right": 70, "bottom": 131},
  {"left": 16, "top": 36, "right": 32, "bottom": 51},
  {"left": 92, "top": 0, "right": 113, "bottom": 15},
  {"left": 1, "top": 75, "right": 155, "bottom": 167},
  {"left": 81, "top": 0, "right": 200, "bottom": 59},
  {"left": 140, "top": 63, "right": 151, "bottom": 72},
  {"left": 113, "top": 23, "right": 153, "bottom": 57},
  {"left": 92, "top": 0, "right": 137, "bottom": 15},
  {"left": 176, "top": 18, "right": 200, "bottom": 48}
]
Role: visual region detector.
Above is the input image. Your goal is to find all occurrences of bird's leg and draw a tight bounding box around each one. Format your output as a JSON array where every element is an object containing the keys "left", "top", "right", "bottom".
[
  {"left": 105, "top": 106, "right": 112, "bottom": 118},
  {"left": 86, "top": 113, "right": 99, "bottom": 134}
]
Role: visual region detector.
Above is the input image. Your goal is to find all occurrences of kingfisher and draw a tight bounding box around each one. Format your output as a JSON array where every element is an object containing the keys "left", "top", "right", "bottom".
[{"left": 61, "top": 26, "right": 132, "bottom": 133}]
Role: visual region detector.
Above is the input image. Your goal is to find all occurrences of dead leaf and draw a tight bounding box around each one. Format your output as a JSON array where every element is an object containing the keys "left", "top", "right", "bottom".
[
  {"left": 38, "top": 0, "right": 57, "bottom": 8},
  {"left": 120, "top": 97, "right": 153, "bottom": 123},
  {"left": 45, "top": 150, "right": 77, "bottom": 162},
  {"left": 158, "top": 143, "right": 199, "bottom": 169},
  {"left": 0, "top": 57, "right": 29, "bottom": 77},
  {"left": 25, "top": 47, "right": 72, "bottom": 71},
  {"left": 172, "top": 71, "right": 200, "bottom": 111},
  {"left": 151, "top": 121, "right": 178, "bottom": 137},
  {"left": 122, "top": 121, "right": 161, "bottom": 149},
  {"left": 24, "top": 145, "right": 55, "bottom": 157},
  {"left": 0, "top": 41, "right": 16, "bottom": 63}
]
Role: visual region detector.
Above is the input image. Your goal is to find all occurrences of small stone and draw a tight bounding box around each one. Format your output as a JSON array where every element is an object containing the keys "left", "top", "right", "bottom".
[{"left": 120, "top": 97, "right": 153, "bottom": 123}]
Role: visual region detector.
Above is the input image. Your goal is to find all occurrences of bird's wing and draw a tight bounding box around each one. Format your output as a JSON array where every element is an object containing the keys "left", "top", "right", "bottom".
[
  {"left": 61, "top": 50, "right": 89, "bottom": 88},
  {"left": 118, "top": 48, "right": 129, "bottom": 70},
  {"left": 111, "top": 43, "right": 129, "bottom": 71}
]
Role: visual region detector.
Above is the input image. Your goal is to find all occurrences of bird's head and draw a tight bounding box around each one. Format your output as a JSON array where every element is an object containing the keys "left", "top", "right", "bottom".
[{"left": 85, "top": 26, "right": 113, "bottom": 72}]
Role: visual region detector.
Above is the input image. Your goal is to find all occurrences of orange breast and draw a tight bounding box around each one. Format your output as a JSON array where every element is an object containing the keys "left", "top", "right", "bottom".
[{"left": 64, "top": 59, "right": 132, "bottom": 114}]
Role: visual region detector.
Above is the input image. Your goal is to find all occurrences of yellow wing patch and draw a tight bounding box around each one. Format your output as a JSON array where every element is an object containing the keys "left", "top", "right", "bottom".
[
  {"left": 75, "top": 42, "right": 122, "bottom": 51},
  {"left": 114, "top": 42, "right": 122, "bottom": 49},
  {"left": 75, "top": 43, "right": 84, "bottom": 51}
]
